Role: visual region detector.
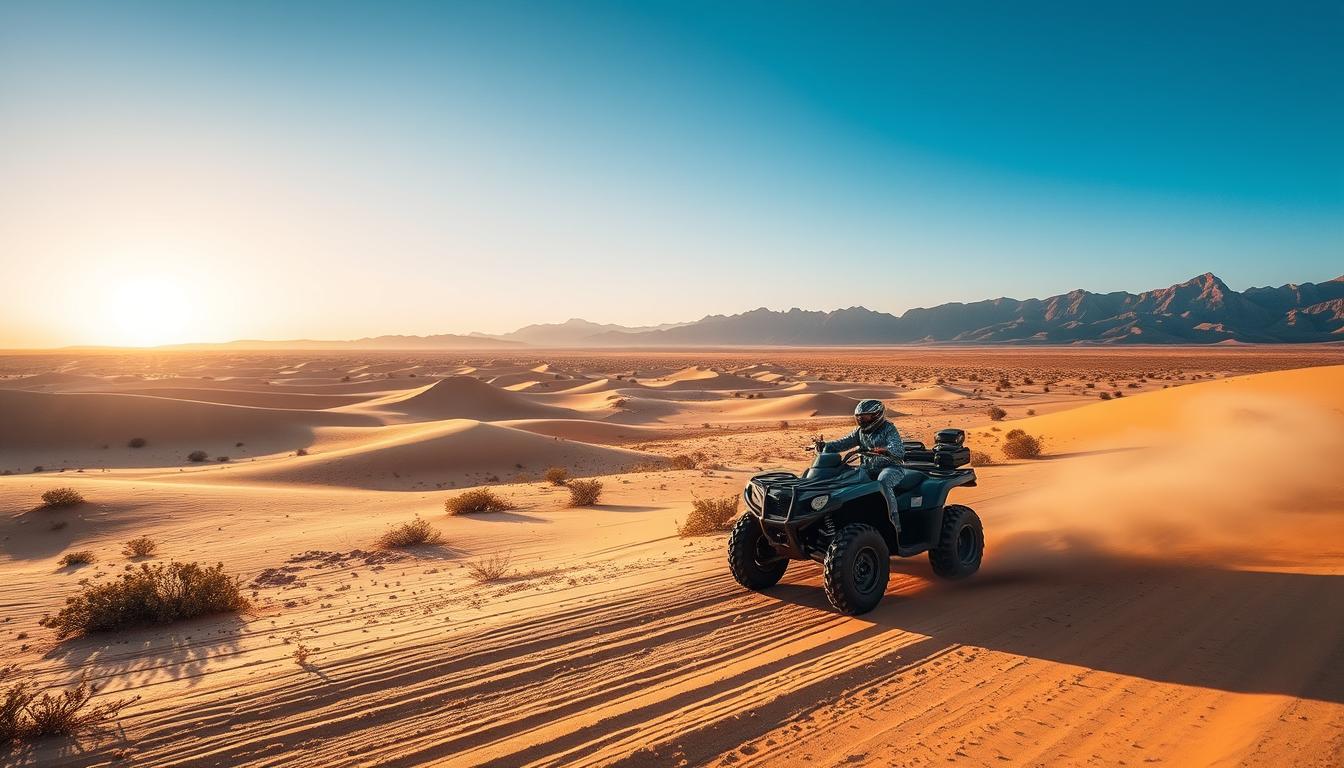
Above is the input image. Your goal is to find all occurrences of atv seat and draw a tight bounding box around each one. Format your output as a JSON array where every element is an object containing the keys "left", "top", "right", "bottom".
[{"left": 893, "top": 468, "right": 925, "bottom": 492}]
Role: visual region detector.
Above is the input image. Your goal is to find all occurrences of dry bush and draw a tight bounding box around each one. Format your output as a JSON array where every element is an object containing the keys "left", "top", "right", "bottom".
[
  {"left": 969, "top": 450, "right": 995, "bottom": 467},
  {"left": 543, "top": 467, "right": 569, "bottom": 486},
  {"left": 986, "top": 405, "right": 1007, "bottom": 421},
  {"left": 58, "top": 551, "right": 96, "bottom": 567},
  {"left": 566, "top": 479, "right": 603, "bottom": 507},
  {"left": 376, "top": 516, "right": 445, "bottom": 548},
  {"left": 122, "top": 536, "right": 159, "bottom": 558},
  {"left": 1002, "top": 430, "right": 1044, "bottom": 460},
  {"left": 41, "top": 488, "right": 84, "bottom": 508},
  {"left": 1099, "top": 391, "right": 1113, "bottom": 400},
  {"left": 467, "top": 552, "right": 513, "bottom": 583},
  {"left": 444, "top": 488, "right": 517, "bottom": 515},
  {"left": 40, "top": 561, "right": 248, "bottom": 639},
  {"left": 677, "top": 496, "right": 739, "bottom": 537},
  {"left": 292, "top": 643, "right": 312, "bottom": 667},
  {"left": 296, "top": 448, "right": 309, "bottom": 456},
  {"left": 127, "top": 437, "right": 147, "bottom": 449},
  {"left": 1, "top": 666, "right": 135, "bottom": 744},
  {"left": 186, "top": 450, "right": 208, "bottom": 463},
  {"left": 669, "top": 454, "right": 697, "bottom": 470}
]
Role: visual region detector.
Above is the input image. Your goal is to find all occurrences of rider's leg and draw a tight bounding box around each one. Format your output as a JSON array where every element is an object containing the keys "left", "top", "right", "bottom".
[{"left": 875, "top": 467, "right": 903, "bottom": 527}]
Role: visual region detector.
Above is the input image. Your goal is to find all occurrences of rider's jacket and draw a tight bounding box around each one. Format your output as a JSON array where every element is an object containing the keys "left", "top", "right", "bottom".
[{"left": 821, "top": 419, "right": 904, "bottom": 473}]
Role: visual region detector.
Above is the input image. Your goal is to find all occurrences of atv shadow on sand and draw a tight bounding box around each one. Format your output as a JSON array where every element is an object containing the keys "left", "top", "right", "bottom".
[{"left": 729, "top": 428, "right": 982, "bottom": 614}]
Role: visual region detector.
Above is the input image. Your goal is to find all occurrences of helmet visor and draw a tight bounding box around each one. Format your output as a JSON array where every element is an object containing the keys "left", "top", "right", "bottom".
[{"left": 856, "top": 411, "right": 881, "bottom": 428}]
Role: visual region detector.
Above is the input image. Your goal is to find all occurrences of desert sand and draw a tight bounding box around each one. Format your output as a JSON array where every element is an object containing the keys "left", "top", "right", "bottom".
[{"left": 2, "top": 347, "right": 1342, "bottom": 766}]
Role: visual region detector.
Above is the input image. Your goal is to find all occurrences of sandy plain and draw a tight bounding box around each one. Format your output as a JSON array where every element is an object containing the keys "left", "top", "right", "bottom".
[{"left": 1, "top": 346, "right": 1342, "bottom": 767}]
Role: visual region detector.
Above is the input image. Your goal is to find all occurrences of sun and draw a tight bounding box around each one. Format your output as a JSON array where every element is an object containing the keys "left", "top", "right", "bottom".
[{"left": 102, "top": 274, "right": 197, "bottom": 347}]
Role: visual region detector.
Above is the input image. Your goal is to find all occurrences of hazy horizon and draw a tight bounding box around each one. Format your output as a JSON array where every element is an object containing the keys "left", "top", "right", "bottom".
[{"left": 2, "top": 1, "right": 1340, "bottom": 347}]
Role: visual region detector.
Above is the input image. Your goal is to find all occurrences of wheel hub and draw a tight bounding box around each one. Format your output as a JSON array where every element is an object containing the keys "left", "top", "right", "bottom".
[{"left": 853, "top": 546, "right": 879, "bottom": 593}]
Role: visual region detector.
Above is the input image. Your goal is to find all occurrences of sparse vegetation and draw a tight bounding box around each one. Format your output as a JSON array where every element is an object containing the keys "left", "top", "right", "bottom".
[
  {"left": 122, "top": 536, "right": 159, "bottom": 558},
  {"left": 445, "top": 488, "right": 518, "bottom": 515},
  {"left": 187, "top": 450, "right": 208, "bottom": 462},
  {"left": 292, "top": 643, "right": 312, "bottom": 667},
  {"left": 467, "top": 552, "right": 513, "bottom": 582},
  {"left": 1099, "top": 391, "right": 1113, "bottom": 400},
  {"left": 566, "top": 479, "right": 603, "bottom": 507},
  {"left": 677, "top": 496, "right": 739, "bottom": 537},
  {"left": 969, "top": 450, "right": 995, "bottom": 467},
  {"left": 296, "top": 448, "right": 309, "bottom": 456},
  {"left": 215, "top": 456, "right": 230, "bottom": 463},
  {"left": 127, "top": 437, "right": 147, "bottom": 449},
  {"left": 669, "top": 454, "right": 697, "bottom": 470},
  {"left": 1002, "top": 430, "right": 1044, "bottom": 460},
  {"left": 986, "top": 405, "right": 1007, "bottom": 421},
  {"left": 1, "top": 666, "right": 135, "bottom": 744},
  {"left": 41, "top": 488, "right": 84, "bottom": 508},
  {"left": 40, "top": 561, "right": 248, "bottom": 639},
  {"left": 376, "top": 516, "right": 445, "bottom": 548},
  {"left": 58, "top": 551, "right": 96, "bottom": 567},
  {"left": 543, "top": 467, "right": 569, "bottom": 486}
]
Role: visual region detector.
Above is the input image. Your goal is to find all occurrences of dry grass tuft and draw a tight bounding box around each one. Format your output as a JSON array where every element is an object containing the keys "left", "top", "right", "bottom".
[
  {"left": 41, "top": 488, "right": 84, "bottom": 508},
  {"left": 58, "top": 551, "right": 96, "bottom": 567},
  {"left": 376, "top": 516, "right": 445, "bottom": 549},
  {"left": 677, "top": 496, "right": 739, "bottom": 537},
  {"left": 466, "top": 552, "right": 514, "bottom": 583},
  {"left": 40, "top": 561, "right": 248, "bottom": 639},
  {"left": 543, "top": 467, "right": 569, "bottom": 486},
  {"left": 566, "top": 479, "right": 603, "bottom": 507},
  {"left": 445, "top": 488, "right": 518, "bottom": 515},
  {"left": 122, "top": 536, "right": 159, "bottom": 558},
  {"left": 969, "top": 450, "right": 995, "bottom": 466},
  {"left": 1002, "top": 429, "right": 1044, "bottom": 460},
  {"left": 986, "top": 405, "right": 1007, "bottom": 421},
  {"left": 1, "top": 666, "right": 136, "bottom": 744},
  {"left": 668, "top": 454, "right": 697, "bottom": 470},
  {"left": 126, "top": 437, "right": 147, "bottom": 449},
  {"left": 187, "top": 450, "right": 208, "bottom": 462}
]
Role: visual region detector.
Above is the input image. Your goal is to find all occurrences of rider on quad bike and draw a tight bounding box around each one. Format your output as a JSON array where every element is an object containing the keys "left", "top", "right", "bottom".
[{"left": 815, "top": 399, "right": 905, "bottom": 513}]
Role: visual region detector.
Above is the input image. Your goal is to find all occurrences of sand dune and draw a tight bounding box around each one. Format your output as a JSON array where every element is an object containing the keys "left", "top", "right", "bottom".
[
  {"left": 0, "top": 389, "right": 374, "bottom": 468},
  {"left": 717, "top": 391, "right": 860, "bottom": 420},
  {"left": 226, "top": 419, "right": 657, "bottom": 490},
  {"left": 898, "top": 383, "right": 973, "bottom": 400},
  {"left": 641, "top": 366, "right": 774, "bottom": 391},
  {"left": 341, "top": 376, "right": 583, "bottom": 423},
  {"left": 114, "top": 387, "right": 369, "bottom": 410}
]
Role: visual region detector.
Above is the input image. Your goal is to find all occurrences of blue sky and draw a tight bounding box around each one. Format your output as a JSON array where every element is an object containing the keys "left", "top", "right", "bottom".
[{"left": 0, "top": 1, "right": 1340, "bottom": 345}]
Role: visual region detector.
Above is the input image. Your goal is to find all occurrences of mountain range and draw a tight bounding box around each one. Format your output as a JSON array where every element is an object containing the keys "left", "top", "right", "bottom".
[{"left": 171, "top": 273, "right": 1344, "bottom": 349}]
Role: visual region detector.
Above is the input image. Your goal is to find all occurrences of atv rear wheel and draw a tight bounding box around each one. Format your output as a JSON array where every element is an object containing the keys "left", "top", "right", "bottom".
[
  {"left": 823, "top": 523, "right": 890, "bottom": 615},
  {"left": 727, "top": 515, "right": 787, "bottom": 590},
  {"left": 929, "top": 504, "right": 984, "bottom": 580}
]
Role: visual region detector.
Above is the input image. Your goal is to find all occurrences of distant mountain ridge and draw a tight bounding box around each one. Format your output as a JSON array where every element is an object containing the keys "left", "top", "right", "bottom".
[
  {"left": 164, "top": 273, "right": 1344, "bottom": 350},
  {"left": 549, "top": 273, "right": 1344, "bottom": 345}
]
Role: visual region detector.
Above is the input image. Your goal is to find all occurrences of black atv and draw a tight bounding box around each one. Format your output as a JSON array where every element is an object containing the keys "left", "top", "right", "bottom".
[{"left": 729, "top": 428, "right": 983, "bottom": 615}]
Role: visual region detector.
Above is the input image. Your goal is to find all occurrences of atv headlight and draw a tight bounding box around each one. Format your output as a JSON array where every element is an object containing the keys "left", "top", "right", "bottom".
[{"left": 809, "top": 494, "right": 830, "bottom": 511}]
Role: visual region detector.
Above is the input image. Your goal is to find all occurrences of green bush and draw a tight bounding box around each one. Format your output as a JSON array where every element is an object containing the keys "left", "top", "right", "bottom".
[{"left": 40, "top": 561, "right": 248, "bottom": 639}]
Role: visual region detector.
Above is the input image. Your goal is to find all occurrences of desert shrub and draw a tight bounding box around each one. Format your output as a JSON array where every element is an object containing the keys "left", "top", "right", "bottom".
[
  {"left": 1, "top": 666, "right": 135, "bottom": 744},
  {"left": 296, "top": 448, "right": 309, "bottom": 456},
  {"left": 40, "top": 561, "right": 248, "bottom": 638},
  {"left": 1099, "top": 391, "right": 1112, "bottom": 400},
  {"left": 778, "top": 420, "right": 790, "bottom": 430},
  {"left": 1002, "top": 432, "right": 1044, "bottom": 460},
  {"left": 543, "top": 467, "right": 569, "bottom": 486},
  {"left": 187, "top": 450, "right": 208, "bottom": 462},
  {"left": 376, "top": 516, "right": 445, "bottom": 548},
  {"left": 566, "top": 479, "right": 603, "bottom": 507},
  {"left": 292, "top": 643, "right": 312, "bottom": 667},
  {"left": 122, "top": 536, "right": 159, "bottom": 558},
  {"left": 969, "top": 450, "right": 995, "bottom": 467},
  {"left": 41, "top": 488, "right": 84, "bottom": 508},
  {"left": 444, "top": 488, "right": 517, "bottom": 515},
  {"left": 986, "top": 405, "right": 1007, "bottom": 421},
  {"left": 215, "top": 456, "right": 230, "bottom": 463},
  {"left": 58, "top": 551, "right": 96, "bottom": 567},
  {"left": 1026, "top": 409, "right": 1036, "bottom": 416},
  {"left": 467, "top": 552, "right": 513, "bottom": 583},
  {"left": 669, "top": 454, "right": 697, "bottom": 470},
  {"left": 127, "top": 437, "right": 147, "bottom": 449},
  {"left": 677, "top": 496, "right": 739, "bottom": 537}
]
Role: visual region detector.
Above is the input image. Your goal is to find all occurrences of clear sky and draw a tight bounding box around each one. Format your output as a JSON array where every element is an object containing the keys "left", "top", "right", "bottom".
[{"left": 1, "top": 1, "right": 1340, "bottom": 346}]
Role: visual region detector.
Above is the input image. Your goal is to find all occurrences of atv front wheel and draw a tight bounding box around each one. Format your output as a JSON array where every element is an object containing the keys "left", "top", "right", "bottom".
[
  {"left": 823, "top": 523, "right": 890, "bottom": 615},
  {"left": 727, "top": 515, "right": 787, "bottom": 590},
  {"left": 929, "top": 504, "right": 984, "bottom": 580}
]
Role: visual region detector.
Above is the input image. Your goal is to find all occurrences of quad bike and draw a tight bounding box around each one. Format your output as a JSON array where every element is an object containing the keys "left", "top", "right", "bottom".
[{"left": 729, "top": 428, "right": 983, "bottom": 615}]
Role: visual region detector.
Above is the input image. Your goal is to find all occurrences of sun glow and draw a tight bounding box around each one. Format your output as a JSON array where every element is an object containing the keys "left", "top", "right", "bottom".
[{"left": 99, "top": 274, "right": 198, "bottom": 347}]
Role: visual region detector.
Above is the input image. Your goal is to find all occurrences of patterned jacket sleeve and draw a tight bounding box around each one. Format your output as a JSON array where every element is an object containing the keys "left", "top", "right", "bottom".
[
  {"left": 822, "top": 429, "right": 860, "bottom": 452},
  {"left": 868, "top": 422, "right": 905, "bottom": 468}
]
